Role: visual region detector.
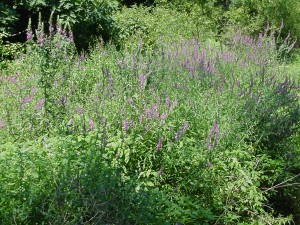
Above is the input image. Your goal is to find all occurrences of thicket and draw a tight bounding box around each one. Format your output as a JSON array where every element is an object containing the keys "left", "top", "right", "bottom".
[
  {"left": 1, "top": 0, "right": 299, "bottom": 58},
  {"left": 1, "top": 0, "right": 300, "bottom": 224},
  {"left": 0, "top": 14, "right": 300, "bottom": 223}
]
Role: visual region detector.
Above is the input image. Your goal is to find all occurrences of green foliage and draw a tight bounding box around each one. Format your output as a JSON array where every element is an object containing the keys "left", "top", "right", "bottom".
[
  {"left": 225, "top": 0, "right": 300, "bottom": 40},
  {"left": 55, "top": 0, "right": 120, "bottom": 49},
  {"left": 0, "top": 2, "right": 19, "bottom": 34},
  {"left": 0, "top": 135, "right": 164, "bottom": 224},
  {"left": 0, "top": 3, "right": 23, "bottom": 62},
  {"left": 1, "top": 21, "right": 300, "bottom": 224},
  {"left": 0, "top": 33, "right": 24, "bottom": 65},
  {"left": 112, "top": 5, "right": 214, "bottom": 49},
  {"left": 0, "top": 0, "right": 120, "bottom": 51}
]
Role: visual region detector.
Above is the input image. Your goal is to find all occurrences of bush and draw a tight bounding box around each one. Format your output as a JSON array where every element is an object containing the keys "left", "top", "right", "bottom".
[{"left": 224, "top": 0, "right": 300, "bottom": 41}]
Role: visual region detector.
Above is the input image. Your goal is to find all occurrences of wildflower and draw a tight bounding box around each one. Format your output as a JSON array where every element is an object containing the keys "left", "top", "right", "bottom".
[
  {"left": 31, "top": 87, "right": 38, "bottom": 95},
  {"left": 139, "top": 115, "right": 143, "bottom": 123},
  {"left": 26, "top": 29, "right": 34, "bottom": 41},
  {"left": 161, "top": 113, "right": 167, "bottom": 121},
  {"left": 155, "top": 138, "right": 163, "bottom": 152},
  {"left": 145, "top": 108, "right": 152, "bottom": 118},
  {"left": 22, "top": 95, "right": 33, "bottom": 105},
  {"left": 122, "top": 121, "right": 129, "bottom": 131},
  {"left": 76, "top": 107, "right": 84, "bottom": 115},
  {"left": 130, "top": 119, "right": 135, "bottom": 127},
  {"left": 89, "top": 119, "right": 95, "bottom": 130},
  {"left": 207, "top": 163, "right": 213, "bottom": 168},
  {"left": 128, "top": 98, "right": 134, "bottom": 105},
  {"left": 49, "top": 23, "right": 54, "bottom": 37},
  {"left": 140, "top": 74, "right": 146, "bottom": 89},
  {"left": 37, "top": 28, "right": 46, "bottom": 46},
  {"left": 183, "top": 122, "right": 189, "bottom": 131},
  {"left": 290, "top": 38, "right": 297, "bottom": 50},
  {"left": 207, "top": 120, "right": 220, "bottom": 150},
  {"left": 56, "top": 24, "right": 62, "bottom": 35},
  {"left": 35, "top": 98, "right": 45, "bottom": 110},
  {"left": 116, "top": 59, "right": 121, "bottom": 65},
  {"left": 0, "top": 119, "right": 5, "bottom": 129},
  {"left": 61, "top": 97, "right": 67, "bottom": 106},
  {"left": 174, "top": 130, "right": 183, "bottom": 141},
  {"left": 26, "top": 18, "right": 34, "bottom": 41},
  {"left": 165, "top": 97, "right": 171, "bottom": 107}
]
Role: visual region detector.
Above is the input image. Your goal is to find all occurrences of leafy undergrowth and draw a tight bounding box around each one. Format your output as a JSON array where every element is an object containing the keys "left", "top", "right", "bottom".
[{"left": 0, "top": 24, "right": 299, "bottom": 224}]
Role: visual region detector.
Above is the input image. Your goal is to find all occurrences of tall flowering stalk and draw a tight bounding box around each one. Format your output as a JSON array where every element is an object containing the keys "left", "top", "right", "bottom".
[
  {"left": 207, "top": 120, "right": 220, "bottom": 150},
  {"left": 0, "top": 119, "right": 5, "bottom": 129},
  {"left": 155, "top": 138, "right": 163, "bottom": 152},
  {"left": 26, "top": 18, "right": 34, "bottom": 42}
]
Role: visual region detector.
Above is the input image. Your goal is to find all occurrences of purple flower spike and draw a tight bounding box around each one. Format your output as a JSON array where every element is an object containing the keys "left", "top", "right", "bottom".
[
  {"left": 183, "top": 122, "right": 189, "bottom": 131},
  {"left": 155, "top": 138, "right": 163, "bottom": 152},
  {"left": 61, "top": 97, "right": 67, "bottom": 106},
  {"left": 140, "top": 74, "right": 146, "bottom": 89},
  {"left": 175, "top": 130, "right": 183, "bottom": 141},
  {"left": 122, "top": 121, "right": 129, "bottom": 131},
  {"left": 22, "top": 95, "right": 33, "bottom": 105},
  {"left": 165, "top": 98, "right": 171, "bottom": 107},
  {"left": 207, "top": 163, "right": 213, "bottom": 168},
  {"left": 89, "top": 119, "right": 95, "bottom": 130},
  {"left": 35, "top": 98, "right": 45, "bottom": 110},
  {"left": 128, "top": 98, "right": 134, "bottom": 105},
  {"left": 207, "top": 120, "right": 220, "bottom": 150},
  {"left": 0, "top": 119, "right": 5, "bottom": 129},
  {"left": 26, "top": 29, "right": 34, "bottom": 41},
  {"left": 161, "top": 113, "right": 167, "bottom": 121}
]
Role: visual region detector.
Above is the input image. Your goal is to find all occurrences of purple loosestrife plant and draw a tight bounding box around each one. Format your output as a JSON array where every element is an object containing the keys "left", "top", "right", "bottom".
[
  {"left": 21, "top": 95, "right": 33, "bottom": 109},
  {"left": 0, "top": 119, "right": 5, "bottom": 129},
  {"left": 155, "top": 138, "right": 163, "bottom": 152},
  {"left": 26, "top": 18, "right": 34, "bottom": 41},
  {"left": 174, "top": 122, "right": 189, "bottom": 141},
  {"left": 35, "top": 98, "right": 45, "bottom": 110},
  {"left": 183, "top": 122, "right": 189, "bottom": 131},
  {"left": 207, "top": 120, "right": 220, "bottom": 150},
  {"left": 140, "top": 74, "right": 146, "bottom": 90},
  {"left": 160, "top": 114, "right": 167, "bottom": 125},
  {"left": 165, "top": 98, "right": 171, "bottom": 107},
  {"left": 122, "top": 121, "right": 129, "bottom": 132},
  {"left": 89, "top": 119, "right": 95, "bottom": 130}
]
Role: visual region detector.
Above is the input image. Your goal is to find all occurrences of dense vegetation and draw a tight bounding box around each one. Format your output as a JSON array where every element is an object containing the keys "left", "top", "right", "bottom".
[{"left": 1, "top": 0, "right": 300, "bottom": 224}]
